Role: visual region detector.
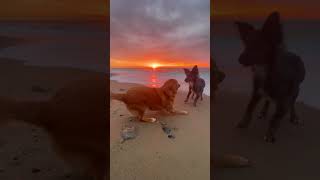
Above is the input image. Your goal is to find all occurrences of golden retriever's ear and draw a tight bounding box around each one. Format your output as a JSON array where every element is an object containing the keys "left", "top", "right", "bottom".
[
  {"left": 162, "top": 79, "right": 179, "bottom": 96},
  {"left": 162, "top": 81, "right": 177, "bottom": 97}
]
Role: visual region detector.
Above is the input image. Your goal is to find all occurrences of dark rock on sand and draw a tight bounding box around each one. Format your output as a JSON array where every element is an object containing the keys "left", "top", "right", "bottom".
[
  {"left": 120, "top": 126, "right": 137, "bottom": 143},
  {"left": 160, "top": 121, "right": 176, "bottom": 139}
]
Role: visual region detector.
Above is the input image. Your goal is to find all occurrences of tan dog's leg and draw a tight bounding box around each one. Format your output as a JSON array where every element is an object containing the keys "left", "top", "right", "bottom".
[
  {"left": 126, "top": 105, "right": 142, "bottom": 121},
  {"left": 138, "top": 109, "right": 157, "bottom": 122},
  {"left": 127, "top": 105, "right": 157, "bottom": 123},
  {"left": 172, "top": 109, "right": 188, "bottom": 115},
  {"left": 166, "top": 107, "right": 188, "bottom": 115},
  {"left": 141, "top": 117, "right": 157, "bottom": 123},
  {"left": 138, "top": 109, "right": 157, "bottom": 123}
]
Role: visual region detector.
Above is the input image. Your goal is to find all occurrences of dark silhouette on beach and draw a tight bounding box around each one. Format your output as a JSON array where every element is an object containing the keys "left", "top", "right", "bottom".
[{"left": 235, "top": 12, "right": 306, "bottom": 143}]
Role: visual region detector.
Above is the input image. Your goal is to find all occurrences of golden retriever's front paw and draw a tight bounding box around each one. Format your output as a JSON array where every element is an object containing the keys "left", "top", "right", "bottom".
[
  {"left": 181, "top": 110, "right": 188, "bottom": 115},
  {"left": 142, "top": 117, "right": 157, "bottom": 123},
  {"left": 149, "top": 117, "right": 157, "bottom": 122},
  {"left": 175, "top": 110, "right": 188, "bottom": 115}
]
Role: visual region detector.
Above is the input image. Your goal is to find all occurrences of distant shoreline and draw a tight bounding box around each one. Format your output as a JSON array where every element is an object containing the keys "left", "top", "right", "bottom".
[
  {"left": 110, "top": 73, "right": 117, "bottom": 77},
  {"left": 0, "top": 35, "right": 27, "bottom": 49},
  {"left": 110, "top": 68, "right": 211, "bottom": 96},
  {"left": 110, "top": 79, "right": 211, "bottom": 97}
]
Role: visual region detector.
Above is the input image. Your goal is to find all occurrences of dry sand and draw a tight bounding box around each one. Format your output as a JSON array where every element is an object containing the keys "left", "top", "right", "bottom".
[
  {"left": 110, "top": 80, "right": 210, "bottom": 180},
  {"left": 213, "top": 90, "right": 320, "bottom": 179},
  {"left": 0, "top": 59, "right": 104, "bottom": 180}
]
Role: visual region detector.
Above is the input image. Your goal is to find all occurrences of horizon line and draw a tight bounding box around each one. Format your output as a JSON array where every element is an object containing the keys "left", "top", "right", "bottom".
[{"left": 111, "top": 66, "right": 211, "bottom": 69}]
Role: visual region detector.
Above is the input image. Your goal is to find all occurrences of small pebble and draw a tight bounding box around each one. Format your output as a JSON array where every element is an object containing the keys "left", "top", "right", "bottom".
[
  {"left": 162, "top": 127, "right": 171, "bottom": 134},
  {"left": 160, "top": 123, "right": 176, "bottom": 139}
]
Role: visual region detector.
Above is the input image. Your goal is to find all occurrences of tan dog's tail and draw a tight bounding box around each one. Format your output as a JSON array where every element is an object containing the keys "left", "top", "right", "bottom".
[
  {"left": 110, "top": 92, "right": 126, "bottom": 102},
  {"left": 214, "top": 154, "right": 251, "bottom": 168},
  {"left": 0, "top": 96, "right": 48, "bottom": 128}
]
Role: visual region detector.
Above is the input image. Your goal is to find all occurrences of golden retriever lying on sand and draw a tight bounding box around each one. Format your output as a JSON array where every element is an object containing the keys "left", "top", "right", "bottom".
[
  {"left": 111, "top": 79, "right": 188, "bottom": 122},
  {"left": 0, "top": 75, "right": 107, "bottom": 180}
]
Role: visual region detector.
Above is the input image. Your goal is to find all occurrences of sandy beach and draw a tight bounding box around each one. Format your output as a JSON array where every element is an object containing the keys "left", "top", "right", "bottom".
[
  {"left": 110, "top": 80, "right": 210, "bottom": 180},
  {"left": 213, "top": 89, "right": 320, "bottom": 179},
  {"left": 0, "top": 59, "right": 105, "bottom": 180}
]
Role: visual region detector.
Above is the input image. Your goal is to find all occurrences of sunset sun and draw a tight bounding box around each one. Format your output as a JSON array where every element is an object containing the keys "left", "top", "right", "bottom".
[{"left": 150, "top": 63, "right": 161, "bottom": 69}]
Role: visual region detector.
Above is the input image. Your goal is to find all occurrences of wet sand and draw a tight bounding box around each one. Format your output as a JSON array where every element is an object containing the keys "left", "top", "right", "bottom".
[
  {"left": 0, "top": 60, "right": 104, "bottom": 180},
  {"left": 213, "top": 90, "right": 320, "bottom": 179},
  {"left": 110, "top": 80, "right": 210, "bottom": 180}
]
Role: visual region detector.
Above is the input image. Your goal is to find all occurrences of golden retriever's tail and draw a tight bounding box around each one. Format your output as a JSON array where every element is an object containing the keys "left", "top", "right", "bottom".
[
  {"left": 214, "top": 154, "right": 251, "bottom": 168},
  {"left": 0, "top": 96, "right": 48, "bottom": 127},
  {"left": 110, "top": 92, "right": 126, "bottom": 102}
]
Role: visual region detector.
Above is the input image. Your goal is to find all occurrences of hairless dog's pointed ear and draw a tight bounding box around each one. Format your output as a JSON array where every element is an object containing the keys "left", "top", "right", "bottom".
[
  {"left": 183, "top": 68, "right": 190, "bottom": 75},
  {"left": 191, "top": 65, "right": 199, "bottom": 75},
  {"left": 235, "top": 21, "right": 255, "bottom": 45},
  {"left": 262, "top": 11, "right": 283, "bottom": 45}
]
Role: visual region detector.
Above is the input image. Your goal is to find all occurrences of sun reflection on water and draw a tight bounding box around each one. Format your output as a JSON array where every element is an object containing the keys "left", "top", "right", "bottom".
[{"left": 149, "top": 69, "right": 160, "bottom": 87}]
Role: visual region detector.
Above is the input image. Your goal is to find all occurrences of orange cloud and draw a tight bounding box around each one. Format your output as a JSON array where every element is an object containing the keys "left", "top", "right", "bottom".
[
  {"left": 111, "top": 58, "right": 209, "bottom": 68},
  {"left": 111, "top": 0, "right": 210, "bottom": 69},
  {"left": 212, "top": 0, "right": 320, "bottom": 20},
  {"left": 1, "top": 0, "right": 108, "bottom": 20}
]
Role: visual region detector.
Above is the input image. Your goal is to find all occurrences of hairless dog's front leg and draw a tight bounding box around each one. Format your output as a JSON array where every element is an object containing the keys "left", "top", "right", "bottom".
[{"left": 185, "top": 87, "right": 192, "bottom": 103}]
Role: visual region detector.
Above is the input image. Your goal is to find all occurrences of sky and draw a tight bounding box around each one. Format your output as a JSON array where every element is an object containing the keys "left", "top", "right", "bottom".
[
  {"left": 110, "top": 0, "right": 210, "bottom": 68},
  {"left": 0, "top": 0, "right": 108, "bottom": 20},
  {"left": 212, "top": 0, "right": 320, "bottom": 20}
]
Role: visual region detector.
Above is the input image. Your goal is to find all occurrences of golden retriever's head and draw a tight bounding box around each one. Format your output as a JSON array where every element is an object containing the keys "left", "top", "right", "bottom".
[{"left": 161, "top": 79, "right": 180, "bottom": 98}]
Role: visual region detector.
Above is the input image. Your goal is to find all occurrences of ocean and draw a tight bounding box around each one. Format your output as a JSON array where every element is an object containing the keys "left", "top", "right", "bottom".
[
  {"left": 212, "top": 20, "right": 320, "bottom": 108},
  {"left": 111, "top": 67, "right": 211, "bottom": 96},
  {"left": 1, "top": 21, "right": 318, "bottom": 107},
  {"left": 0, "top": 21, "right": 108, "bottom": 72}
]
